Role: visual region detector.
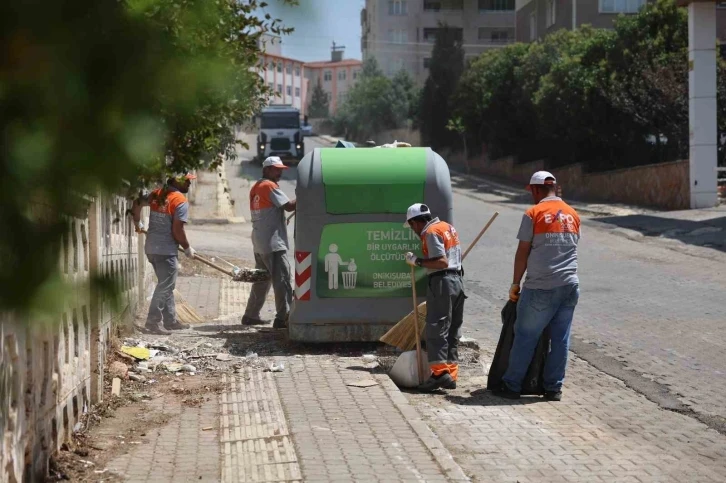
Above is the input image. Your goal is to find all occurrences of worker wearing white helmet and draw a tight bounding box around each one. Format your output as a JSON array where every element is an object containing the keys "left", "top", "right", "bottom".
[{"left": 404, "top": 203, "right": 465, "bottom": 392}]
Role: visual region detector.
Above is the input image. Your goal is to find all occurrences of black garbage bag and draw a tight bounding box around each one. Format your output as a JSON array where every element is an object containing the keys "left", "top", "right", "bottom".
[{"left": 486, "top": 300, "right": 550, "bottom": 395}]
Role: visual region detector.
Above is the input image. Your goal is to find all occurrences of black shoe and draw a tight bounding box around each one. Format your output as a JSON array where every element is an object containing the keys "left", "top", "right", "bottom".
[
  {"left": 143, "top": 323, "right": 171, "bottom": 335},
  {"left": 417, "top": 373, "right": 456, "bottom": 392},
  {"left": 164, "top": 320, "right": 190, "bottom": 330},
  {"left": 493, "top": 383, "right": 521, "bottom": 400},
  {"left": 272, "top": 318, "right": 288, "bottom": 329},
  {"left": 241, "top": 316, "right": 268, "bottom": 326},
  {"left": 544, "top": 390, "right": 562, "bottom": 401}
]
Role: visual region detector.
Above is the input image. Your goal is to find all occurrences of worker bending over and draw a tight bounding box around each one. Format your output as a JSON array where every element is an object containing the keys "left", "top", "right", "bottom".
[
  {"left": 132, "top": 172, "right": 197, "bottom": 335},
  {"left": 404, "top": 203, "right": 466, "bottom": 392},
  {"left": 243, "top": 156, "right": 296, "bottom": 328}
]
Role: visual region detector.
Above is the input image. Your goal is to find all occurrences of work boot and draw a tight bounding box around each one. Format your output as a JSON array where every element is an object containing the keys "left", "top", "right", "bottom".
[
  {"left": 241, "top": 315, "right": 268, "bottom": 326},
  {"left": 272, "top": 314, "right": 289, "bottom": 329},
  {"left": 493, "top": 383, "right": 521, "bottom": 400},
  {"left": 164, "top": 320, "right": 190, "bottom": 330},
  {"left": 417, "top": 373, "right": 456, "bottom": 392},
  {"left": 544, "top": 390, "right": 563, "bottom": 402},
  {"left": 143, "top": 322, "right": 171, "bottom": 335}
]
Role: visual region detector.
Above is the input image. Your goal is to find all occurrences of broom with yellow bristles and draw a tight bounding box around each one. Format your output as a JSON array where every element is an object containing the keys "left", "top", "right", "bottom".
[
  {"left": 380, "top": 212, "right": 499, "bottom": 351},
  {"left": 173, "top": 289, "right": 205, "bottom": 325}
]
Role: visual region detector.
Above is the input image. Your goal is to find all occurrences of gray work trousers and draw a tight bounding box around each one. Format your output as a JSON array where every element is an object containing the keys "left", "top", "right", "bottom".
[
  {"left": 244, "top": 251, "right": 293, "bottom": 323},
  {"left": 425, "top": 272, "right": 466, "bottom": 365},
  {"left": 146, "top": 254, "right": 178, "bottom": 326}
]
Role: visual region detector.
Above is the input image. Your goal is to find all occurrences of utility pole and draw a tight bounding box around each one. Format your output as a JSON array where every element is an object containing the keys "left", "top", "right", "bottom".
[{"left": 677, "top": 0, "right": 717, "bottom": 208}]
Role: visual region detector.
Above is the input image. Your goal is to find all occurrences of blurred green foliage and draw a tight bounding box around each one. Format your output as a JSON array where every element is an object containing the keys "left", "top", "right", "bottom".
[
  {"left": 332, "top": 58, "right": 419, "bottom": 142},
  {"left": 0, "top": 0, "right": 295, "bottom": 314},
  {"left": 452, "top": 0, "right": 724, "bottom": 172}
]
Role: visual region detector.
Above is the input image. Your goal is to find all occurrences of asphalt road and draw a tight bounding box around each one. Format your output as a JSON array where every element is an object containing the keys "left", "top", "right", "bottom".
[{"left": 236, "top": 135, "right": 726, "bottom": 433}]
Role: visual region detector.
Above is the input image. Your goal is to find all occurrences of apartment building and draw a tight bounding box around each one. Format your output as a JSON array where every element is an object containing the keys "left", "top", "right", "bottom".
[
  {"left": 256, "top": 34, "right": 361, "bottom": 117},
  {"left": 257, "top": 34, "right": 308, "bottom": 115},
  {"left": 361, "top": 0, "right": 517, "bottom": 85},
  {"left": 304, "top": 49, "right": 363, "bottom": 116},
  {"left": 517, "top": 0, "right": 726, "bottom": 43}
]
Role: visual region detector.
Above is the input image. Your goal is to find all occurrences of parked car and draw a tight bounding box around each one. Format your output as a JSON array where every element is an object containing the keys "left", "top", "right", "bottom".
[{"left": 301, "top": 123, "right": 313, "bottom": 137}]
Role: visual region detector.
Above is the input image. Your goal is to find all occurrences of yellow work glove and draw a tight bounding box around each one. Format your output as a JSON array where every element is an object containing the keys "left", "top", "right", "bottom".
[{"left": 509, "top": 283, "right": 520, "bottom": 302}]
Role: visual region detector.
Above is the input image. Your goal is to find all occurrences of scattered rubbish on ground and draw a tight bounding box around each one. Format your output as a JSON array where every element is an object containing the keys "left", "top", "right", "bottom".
[
  {"left": 362, "top": 354, "right": 377, "bottom": 363},
  {"left": 346, "top": 379, "right": 379, "bottom": 388},
  {"left": 121, "top": 345, "right": 151, "bottom": 360},
  {"left": 109, "top": 361, "right": 129, "bottom": 380},
  {"left": 216, "top": 353, "right": 233, "bottom": 361},
  {"left": 202, "top": 426, "right": 214, "bottom": 431},
  {"left": 389, "top": 350, "right": 427, "bottom": 389},
  {"left": 459, "top": 337, "right": 480, "bottom": 350},
  {"left": 111, "top": 378, "right": 122, "bottom": 396},
  {"left": 128, "top": 373, "right": 146, "bottom": 382},
  {"left": 265, "top": 362, "right": 285, "bottom": 373}
]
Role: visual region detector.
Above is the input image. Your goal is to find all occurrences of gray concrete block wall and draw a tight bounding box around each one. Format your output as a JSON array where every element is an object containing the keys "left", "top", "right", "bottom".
[{"left": 0, "top": 194, "right": 154, "bottom": 483}]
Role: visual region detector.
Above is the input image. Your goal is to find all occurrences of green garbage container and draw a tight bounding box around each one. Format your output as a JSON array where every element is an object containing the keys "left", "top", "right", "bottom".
[{"left": 290, "top": 147, "right": 453, "bottom": 342}]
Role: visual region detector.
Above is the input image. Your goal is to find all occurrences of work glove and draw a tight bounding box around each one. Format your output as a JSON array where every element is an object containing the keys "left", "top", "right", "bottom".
[
  {"left": 134, "top": 221, "right": 145, "bottom": 234},
  {"left": 405, "top": 252, "right": 417, "bottom": 267},
  {"left": 509, "top": 283, "right": 520, "bottom": 302},
  {"left": 184, "top": 246, "right": 197, "bottom": 259}
]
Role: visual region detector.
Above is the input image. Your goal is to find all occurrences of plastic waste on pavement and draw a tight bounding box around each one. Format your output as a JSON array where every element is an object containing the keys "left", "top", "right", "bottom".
[
  {"left": 121, "top": 345, "right": 151, "bottom": 360},
  {"left": 487, "top": 300, "right": 550, "bottom": 395},
  {"left": 389, "top": 350, "right": 428, "bottom": 389}
]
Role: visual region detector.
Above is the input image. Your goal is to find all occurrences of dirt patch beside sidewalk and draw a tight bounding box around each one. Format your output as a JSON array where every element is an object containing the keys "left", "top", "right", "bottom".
[{"left": 177, "top": 254, "right": 254, "bottom": 278}]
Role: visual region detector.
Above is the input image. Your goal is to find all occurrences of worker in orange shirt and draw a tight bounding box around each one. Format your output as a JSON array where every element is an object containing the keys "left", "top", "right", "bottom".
[
  {"left": 132, "top": 172, "right": 197, "bottom": 335},
  {"left": 495, "top": 171, "right": 581, "bottom": 402},
  {"left": 404, "top": 203, "right": 466, "bottom": 392},
  {"left": 242, "top": 157, "right": 296, "bottom": 328}
]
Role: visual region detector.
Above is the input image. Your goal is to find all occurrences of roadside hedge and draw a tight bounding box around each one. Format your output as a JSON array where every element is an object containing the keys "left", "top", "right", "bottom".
[{"left": 452, "top": 0, "right": 725, "bottom": 172}]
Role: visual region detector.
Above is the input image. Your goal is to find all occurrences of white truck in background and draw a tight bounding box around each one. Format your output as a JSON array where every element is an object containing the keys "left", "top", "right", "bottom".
[{"left": 255, "top": 105, "right": 304, "bottom": 165}]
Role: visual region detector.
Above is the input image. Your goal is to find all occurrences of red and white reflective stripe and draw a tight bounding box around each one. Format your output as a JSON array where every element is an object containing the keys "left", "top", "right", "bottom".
[{"left": 295, "top": 251, "right": 312, "bottom": 301}]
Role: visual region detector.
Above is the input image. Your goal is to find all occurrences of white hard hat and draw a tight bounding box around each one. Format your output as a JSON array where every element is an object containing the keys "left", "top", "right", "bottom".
[{"left": 404, "top": 203, "right": 431, "bottom": 226}]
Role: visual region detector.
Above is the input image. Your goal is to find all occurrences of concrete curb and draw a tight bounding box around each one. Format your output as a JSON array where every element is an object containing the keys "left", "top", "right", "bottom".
[
  {"left": 216, "top": 164, "right": 240, "bottom": 221},
  {"left": 375, "top": 374, "right": 471, "bottom": 482},
  {"left": 193, "top": 163, "right": 245, "bottom": 225}
]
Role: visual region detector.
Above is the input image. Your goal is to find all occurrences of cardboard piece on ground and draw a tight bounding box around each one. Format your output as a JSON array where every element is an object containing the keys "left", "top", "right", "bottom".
[
  {"left": 346, "top": 379, "right": 379, "bottom": 388},
  {"left": 111, "top": 378, "right": 121, "bottom": 396},
  {"left": 121, "top": 346, "right": 151, "bottom": 360}
]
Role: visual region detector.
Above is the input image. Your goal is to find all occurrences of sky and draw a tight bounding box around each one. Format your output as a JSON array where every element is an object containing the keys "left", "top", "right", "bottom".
[{"left": 261, "top": 0, "right": 365, "bottom": 62}]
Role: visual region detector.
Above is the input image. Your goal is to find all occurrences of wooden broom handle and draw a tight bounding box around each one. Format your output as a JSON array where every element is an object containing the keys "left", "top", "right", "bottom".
[
  {"left": 462, "top": 212, "right": 499, "bottom": 261},
  {"left": 177, "top": 248, "right": 235, "bottom": 278},
  {"left": 411, "top": 266, "right": 426, "bottom": 385}
]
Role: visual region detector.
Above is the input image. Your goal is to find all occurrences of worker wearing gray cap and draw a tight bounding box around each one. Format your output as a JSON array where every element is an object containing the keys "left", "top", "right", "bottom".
[
  {"left": 242, "top": 156, "right": 296, "bottom": 328},
  {"left": 404, "top": 203, "right": 465, "bottom": 392}
]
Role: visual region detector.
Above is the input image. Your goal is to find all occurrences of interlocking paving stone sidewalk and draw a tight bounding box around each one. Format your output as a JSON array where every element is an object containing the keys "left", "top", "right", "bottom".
[
  {"left": 220, "top": 371, "right": 302, "bottom": 483},
  {"left": 176, "top": 276, "right": 221, "bottom": 319},
  {"left": 275, "top": 357, "right": 451, "bottom": 483},
  {"left": 104, "top": 392, "right": 220, "bottom": 482},
  {"left": 219, "top": 278, "right": 252, "bottom": 319},
  {"left": 406, "top": 349, "right": 726, "bottom": 483}
]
